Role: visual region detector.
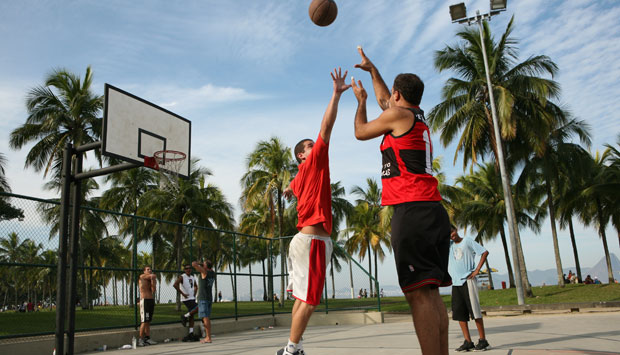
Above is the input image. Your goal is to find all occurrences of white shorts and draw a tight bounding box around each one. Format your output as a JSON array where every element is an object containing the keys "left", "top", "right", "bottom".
[{"left": 287, "top": 232, "right": 333, "bottom": 306}]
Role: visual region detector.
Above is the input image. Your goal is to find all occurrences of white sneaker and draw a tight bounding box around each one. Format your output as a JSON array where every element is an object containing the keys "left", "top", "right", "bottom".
[
  {"left": 145, "top": 338, "right": 158, "bottom": 345},
  {"left": 137, "top": 338, "right": 145, "bottom": 347}
]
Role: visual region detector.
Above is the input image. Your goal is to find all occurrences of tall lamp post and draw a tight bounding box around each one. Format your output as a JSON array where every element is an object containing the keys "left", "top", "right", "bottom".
[{"left": 449, "top": 0, "right": 525, "bottom": 305}]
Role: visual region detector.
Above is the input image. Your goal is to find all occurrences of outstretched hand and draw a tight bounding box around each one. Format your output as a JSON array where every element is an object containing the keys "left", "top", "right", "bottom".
[
  {"left": 354, "top": 46, "right": 374, "bottom": 72},
  {"left": 331, "top": 67, "right": 352, "bottom": 94},
  {"left": 351, "top": 77, "right": 367, "bottom": 103}
]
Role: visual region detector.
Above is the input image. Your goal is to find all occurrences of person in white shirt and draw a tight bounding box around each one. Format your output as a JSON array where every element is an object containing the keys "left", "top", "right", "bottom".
[{"left": 174, "top": 264, "right": 199, "bottom": 342}]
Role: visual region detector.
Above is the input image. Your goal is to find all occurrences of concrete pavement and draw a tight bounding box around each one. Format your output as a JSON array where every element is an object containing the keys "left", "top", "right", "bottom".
[{"left": 84, "top": 310, "right": 620, "bottom": 354}]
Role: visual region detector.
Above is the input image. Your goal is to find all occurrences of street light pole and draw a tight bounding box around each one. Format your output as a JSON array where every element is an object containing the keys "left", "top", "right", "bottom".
[{"left": 450, "top": 1, "right": 525, "bottom": 305}]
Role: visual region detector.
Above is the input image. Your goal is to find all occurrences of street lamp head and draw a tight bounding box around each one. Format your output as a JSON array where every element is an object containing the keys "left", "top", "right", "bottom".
[
  {"left": 449, "top": 3, "right": 467, "bottom": 23},
  {"left": 490, "top": 0, "right": 507, "bottom": 11}
]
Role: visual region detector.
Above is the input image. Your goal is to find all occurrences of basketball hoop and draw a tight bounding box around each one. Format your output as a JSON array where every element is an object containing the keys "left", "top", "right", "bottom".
[{"left": 153, "top": 150, "right": 186, "bottom": 177}]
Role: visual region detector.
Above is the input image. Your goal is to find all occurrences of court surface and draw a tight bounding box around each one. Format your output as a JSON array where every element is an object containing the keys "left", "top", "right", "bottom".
[{"left": 86, "top": 311, "right": 620, "bottom": 354}]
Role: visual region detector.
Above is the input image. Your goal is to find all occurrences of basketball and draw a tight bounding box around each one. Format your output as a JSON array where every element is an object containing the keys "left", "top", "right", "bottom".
[{"left": 308, "top": 0, "right": 337, "bottom": 27}]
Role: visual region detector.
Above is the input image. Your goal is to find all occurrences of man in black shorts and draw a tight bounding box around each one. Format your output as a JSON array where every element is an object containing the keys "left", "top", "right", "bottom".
[
  {"left": 351, "top": 46, "right": 452, "bottom": 354},
  {"left": 138, "top": 266, "right": 157, "bottom": 346},
  {"left": 174, "top": 264, "right": 199, "bottom": 341}
]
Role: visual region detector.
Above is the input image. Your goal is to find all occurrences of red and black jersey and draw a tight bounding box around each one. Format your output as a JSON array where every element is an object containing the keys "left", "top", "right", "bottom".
[{"left": 380, "top": 107, "right": 441, "bottom": 205}]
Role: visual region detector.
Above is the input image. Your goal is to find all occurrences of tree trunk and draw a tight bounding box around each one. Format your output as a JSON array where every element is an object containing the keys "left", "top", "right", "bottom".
[
  {"left": 175, "top": 225, "right": 183, "bottom": 311},
  {"left": 596, "top": 199, "right": 615, "bottom": 283},
  {"left": 249, "top": 262, "right": 253, "bottom": 302},
  {"left": 498, "top": 226, "right": 516, "bottom": 288},
  {"left": 545, "top": 179, "right": 565, "bottom": 287},
  {"left": 568, "top": 218, "right": 582, "bottom": 283},
  {"left": 349, "top": 259, "right": 354, "bottom": 299},
  {"left": 262, "top": 259, "right": 267, "bottom": 301},
  {"left": 331, "top": 262, "right": 335, "bottom": 299},
  {"left": 373, "top": 248, "right": 378, "bottom": 297},
  {"left": 367, "top": 244, "right": 373, "bottom": 296},
  {"left": 277, "top": 189, "right": 285, "bottom": 307}
]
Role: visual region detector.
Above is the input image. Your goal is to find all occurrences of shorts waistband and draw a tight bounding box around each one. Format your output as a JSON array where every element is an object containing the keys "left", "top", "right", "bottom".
[{"left": 295, "top": 232, "right": 332, "bottom": 241}]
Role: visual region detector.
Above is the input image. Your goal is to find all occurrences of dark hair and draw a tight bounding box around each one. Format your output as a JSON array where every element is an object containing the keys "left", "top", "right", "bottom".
[
  {"left": 393, "top": 73, "right": 424, "bottom": 105},
  {"left": 204, "top": 259, "right": 213, "bottom": 269},
  {"left": 183, "top": 264, "right": 191, "bottom": 269},
  {"left": 294, "top": 139, "right": 312, "bottom": 164},
  {"left": 143, "top": 265, "right": 151, "bottom": 271}
]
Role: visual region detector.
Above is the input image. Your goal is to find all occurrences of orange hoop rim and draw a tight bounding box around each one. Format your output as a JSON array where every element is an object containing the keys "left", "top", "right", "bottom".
[{"left": 153, "top": 150, "right": 187, "bottom": 163}]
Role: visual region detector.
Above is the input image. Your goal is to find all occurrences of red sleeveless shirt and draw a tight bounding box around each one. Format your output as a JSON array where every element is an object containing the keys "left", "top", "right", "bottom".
[{"left": 380, "top": 107, "right": 441, "bottom": 205}]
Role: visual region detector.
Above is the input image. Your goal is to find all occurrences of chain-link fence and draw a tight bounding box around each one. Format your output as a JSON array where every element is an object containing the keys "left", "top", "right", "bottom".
[{"left": 0, "top": 192, "right": 381, "bottom": 339}]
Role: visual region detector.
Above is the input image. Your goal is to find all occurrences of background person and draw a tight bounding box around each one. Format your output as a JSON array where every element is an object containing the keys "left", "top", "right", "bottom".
[
  {"left": 138, "top": 265, "right": 157, "bottom": 346},
  {"left": 174, "top": 264, "right": 199, "bottom": 341},
  {"left": 192, "top": 259, "right": 216, "bottom": 344},
  {"left": 449, "top": 225, "right": 490, "bottom": 352}
]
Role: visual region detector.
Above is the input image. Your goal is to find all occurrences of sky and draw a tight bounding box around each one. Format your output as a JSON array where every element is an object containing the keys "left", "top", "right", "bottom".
[{"left": 1, "top": 0, "right": 619, "bottom": 291}]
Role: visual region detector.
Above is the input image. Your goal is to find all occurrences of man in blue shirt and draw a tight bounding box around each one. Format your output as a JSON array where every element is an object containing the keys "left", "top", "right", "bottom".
[{"left": 449, "top": 225, "right": 490, "bottom": 352}]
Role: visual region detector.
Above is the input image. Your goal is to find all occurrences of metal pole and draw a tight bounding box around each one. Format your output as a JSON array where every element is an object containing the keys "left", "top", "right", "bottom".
[
  {"left": 133, "top": 218, "right": 138, "bottom": 328},
  {"left": 66, "top": 151, "right": 83, "bottom": 354},
  {"left": 476, "top": 11, "right": 525, "bottom": 305},
  {"left": 55, "top": 143, "right": 72, "bottom": 355},
  {"left": 269, "top": 240, "right": 275, "bottom": 316},
  {"left": 233, "top": 234, "right": 238, "bottom": 320},
  {"left": 324, "top": 278, "right": 328, "bottom": 314}
]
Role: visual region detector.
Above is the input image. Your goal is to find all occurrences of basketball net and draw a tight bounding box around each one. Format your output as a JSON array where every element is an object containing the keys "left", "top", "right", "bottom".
[{"left": 153, "top": 150, "right": 186, "bottom": 191}]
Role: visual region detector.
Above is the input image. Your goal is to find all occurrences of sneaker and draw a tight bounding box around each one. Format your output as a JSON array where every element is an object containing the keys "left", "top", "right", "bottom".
[
  {"left": 182, "top": 334, "right": 193, "bottom": 342},
  {"left": 145, "top": 338, "right": 158, "bottom": 345},
  {"left": 455, "top": 340, "right": 475, "bottom": 352},
  {"left": 181, "top": 315, "right": 188, "bottom": 327},
  {"left": 191, "top": 333, "right": 201, "bottom": 341},
  {"left": 137, "top": 338, "right": 145, "bottom": 347},
  {"left": 474, "top": 339, "right": 490, "bottom": 351},
  {"left": 276, "top": 347, "right": 300, "bottom": 355}
]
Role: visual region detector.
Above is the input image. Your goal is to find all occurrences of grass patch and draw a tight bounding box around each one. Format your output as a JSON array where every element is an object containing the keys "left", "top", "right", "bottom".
[
  {"left": 1, "top": 284, "right": 617, "bottom": 337},
  {"left": 380, "top": 283, "right": 620, "bottom": 313}
]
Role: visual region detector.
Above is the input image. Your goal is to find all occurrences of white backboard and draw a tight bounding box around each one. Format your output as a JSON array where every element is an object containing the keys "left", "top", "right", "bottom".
[{"left": 103, "top": 84, "right": 191, "bottom": 178}]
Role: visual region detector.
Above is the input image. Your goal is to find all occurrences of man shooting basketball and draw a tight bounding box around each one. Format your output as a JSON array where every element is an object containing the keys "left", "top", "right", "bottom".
[
  {"left": 138, "top": 266, "right": 158, "bottom": 347},
  {"left": 351, "top": 47, "right": 452, "bottom": 354},
  {"left": 276, "top": 67, "right": 351, "bottom": 355}
]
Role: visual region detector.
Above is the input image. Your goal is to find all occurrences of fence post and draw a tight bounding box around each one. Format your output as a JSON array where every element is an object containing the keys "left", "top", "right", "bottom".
[
  {"left": 133, "top": 217, "right": 138, "bottom": 328},
  {"left": 189, "top": 226, "right": 193, "bottom": 265},
  {"left": 376, "top": 279, "right": 381, "bottom": 312},
  {"left": 55, "top": 142, "right": 73, "bottom": 355},
  {"left": 233, "top": 234, "right": 238, "bottom": 320},
  {"left": 67, "top": 149, "right": 83, "bottom": 354}
]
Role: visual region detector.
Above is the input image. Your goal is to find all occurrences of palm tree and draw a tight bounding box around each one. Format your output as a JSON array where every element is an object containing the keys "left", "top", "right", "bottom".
[
  {"left": 447, "top": 163, "right": 544, "bottom": 289},
  {"left": 9, "top": 66, "right": 103, "bottom": 180},
  {"left": 349, "top": 178, "right": 390, "bottom": 296},
  {"left": 429, "top": 17, "right": 560, "bottom": 296},
  {"left": 330, "top": 181, "right": 353, "bottom": 298},
  {"left": 0, "top": 153, "right": 24, "bottom": 222},
  {"left": 602, "top": 134, "right": 620, "bottom": 247},
  {"left": 573, "top": 150, "right": 618, "bottom": 283},
  {"left": 0, "top": 232, "right": 26, "bottom": 306},
  {"left": 519, "top": 117, "right": 592, "bottom": 286},
  {"left": 139, "top": 159, "right": 234, "bottom": 309},
  {"left": 240, "top": 137, "right": 296, "bottom": 305}
]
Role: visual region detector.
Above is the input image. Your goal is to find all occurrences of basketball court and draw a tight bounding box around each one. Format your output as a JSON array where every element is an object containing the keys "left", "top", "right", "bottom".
[{"left": 84, "top": 311, "right": 620, "bottom": 354}]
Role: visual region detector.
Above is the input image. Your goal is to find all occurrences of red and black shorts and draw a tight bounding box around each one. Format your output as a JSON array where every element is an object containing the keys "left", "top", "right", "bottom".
[{"left": 390, "top": 201, "right": 452, "bottom": 293}]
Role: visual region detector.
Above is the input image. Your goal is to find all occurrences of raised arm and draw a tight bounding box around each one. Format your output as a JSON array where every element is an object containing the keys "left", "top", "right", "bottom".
[
  {"left": 192, "top": 261, "right": 207, "bottom": 276},
  {"left": 351, "top": 78, "right": 405, "bottom": 140},
  {"left": 320, "top": 67, "right": 351, "bottom": 144},
  {"left": 355, "top": 46, "right": 391, "bottom": 110},
  {"left": 150, "top": 274, "right": 157, "bottom": 294}
]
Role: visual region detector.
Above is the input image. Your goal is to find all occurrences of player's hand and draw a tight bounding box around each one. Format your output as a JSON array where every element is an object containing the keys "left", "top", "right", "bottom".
[
  {"left": 331, "top": 67, "right": 351, "bottom": 94},
  {"left": 468, "top": 270, "right": 479, "bottom": 279},
  {"left": 182, "top": 292, "right": 188, "bottom": 298},
  {"left": 354, "top": 46, "right": 374, "bottom": 72},
  {"left": 351, "top": 77, "right": 368, "bottom": 102}
]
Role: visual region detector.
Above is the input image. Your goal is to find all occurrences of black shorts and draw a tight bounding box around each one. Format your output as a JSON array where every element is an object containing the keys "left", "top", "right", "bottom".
[
  {"left": 452, "top": 279, "right": 483, "bottom": 321},
  {"left": 183, "top": 299, "right": 197, "bottom": 313},
  {"left": 140, "top": 298, "right": 155, "bottom": 323},
  {"left": 390, "top": 201, "right": 452, "bottom": 292}
]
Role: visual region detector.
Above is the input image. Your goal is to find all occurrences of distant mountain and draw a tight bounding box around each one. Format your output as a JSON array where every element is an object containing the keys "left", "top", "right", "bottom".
[{"left": 489, "top": 253, "right": 620, "bottom": 287}]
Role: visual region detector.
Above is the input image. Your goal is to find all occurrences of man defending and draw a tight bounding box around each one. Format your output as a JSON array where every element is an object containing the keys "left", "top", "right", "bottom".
[
  {"left": 351, "top": 47, "right": 452, "bottom": 354},
  {"left": 174, "top": 264, "right": 199, "bottom": 341}
]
